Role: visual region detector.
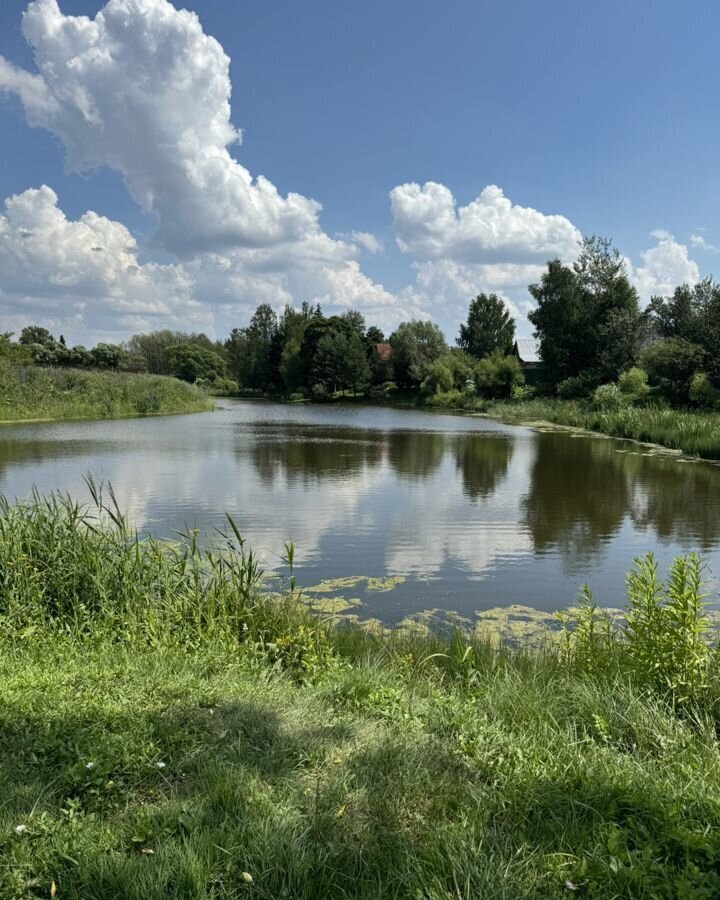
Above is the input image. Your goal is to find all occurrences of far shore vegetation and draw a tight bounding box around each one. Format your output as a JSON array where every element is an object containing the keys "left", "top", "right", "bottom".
[
  {"left": 0, "top": 335, "right": 212, "bottom": 423},
  {"left": 3, "top": 487, "right": 720, "bottom": 898},
  {"left": 6, "top": 235, "right": 720, "bottom": 452}
]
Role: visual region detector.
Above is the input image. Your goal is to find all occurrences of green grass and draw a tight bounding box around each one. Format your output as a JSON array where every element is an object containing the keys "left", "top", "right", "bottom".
[
  {"left": 481, "top": 398, "right": 720, "bottom": 460},
  {"left": 2, "top": 491, "right": 720, "bottom": 898},
  {"left": 0, "top": 362, "right": 212, "bottom": 423}
]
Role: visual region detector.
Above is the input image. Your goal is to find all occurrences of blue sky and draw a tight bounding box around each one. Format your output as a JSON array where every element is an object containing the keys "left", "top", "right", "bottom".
[{"left": 0, "top": 0, "right": 717, "bottom": 343}]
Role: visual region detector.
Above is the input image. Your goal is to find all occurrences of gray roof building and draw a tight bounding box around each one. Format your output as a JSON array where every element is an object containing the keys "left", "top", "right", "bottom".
[{"left": 513, "top": 338, "right": 541, "bottom": 365}]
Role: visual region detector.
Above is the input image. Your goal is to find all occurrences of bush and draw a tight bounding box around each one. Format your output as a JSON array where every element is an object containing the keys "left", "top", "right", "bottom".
[
  {"left": 421, "top": 361, "right": 454, "bottom": 396},
  {"left": 592, "top": 382, "right": 627, "bottom": 411},
  {"left": 618, "top": 366, "right": 649, "bottom": 400},
  {"left": 556, "top": 375, "right": 592, "bottom": 399},
  {"left": 425, "top": 389, "right": 466, "bottom": 408},
  {"left": 640, "top": 338, "right": 706, "bottom": 404},
  {"left": 288, "top": 391, "right": 307, "bottom": 402},
  {"left": 688, "top": 372, "right": 720, "bottom": 409},
  {"left": 475, "top": 352, "right": 524, "bottom": 399},
  {"left": 510, "top": 383, "right": 535, "bottom": 401},
  {"left": 211, "top": 376, "right": 239, "bottom": 396},
  {"left": 310, "top": 382, "right": 330, "bottom": 401}
]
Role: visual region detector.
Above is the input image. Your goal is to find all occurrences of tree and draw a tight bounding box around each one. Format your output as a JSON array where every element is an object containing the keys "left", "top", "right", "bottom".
[
  {"left": 528, "top": 237, "right": 641, "bottom": 390},
  {"left": 644, "top": 278, "right": 720, "bottom": 388},
  {"left": 389, "top": 321, "right": 447, "bottom": 389},
  {"left": 344, "top": 331, "right": 371, "bottom": 394},
  {"left": 167, "top": 343, "right": 226, "bottom": 383},
  {"left": 421, "top": 360, "right": 454, "bottom": 396},
  {"left": 91, "top": 343, "right": 124, "bottom": 369},
  {"left": 640, "top": 338, "right": 705, "bottom": 404},
  {"left": 226, "top": 304, "right": 278, "bottom": 389},
  {"left": 19, "top": 325, "right": 54, "bottom": 347},
  {"left": 458, "top": 293, "right": 515, "bottom": 359},
  {"left": 475, "top": 352, "right": 524, "bottom": 399}
]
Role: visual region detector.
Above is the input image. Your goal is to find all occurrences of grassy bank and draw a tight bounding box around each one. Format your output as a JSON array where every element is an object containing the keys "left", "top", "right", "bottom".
[
  {"left": 474, "top": 397, "right": 720, "bottom": 460},
  {"left": 3, "top": 492, "right": 720, "bottom": 898},
  {"left": 0, "top": 362, "right": 212, "bottom": 424}
]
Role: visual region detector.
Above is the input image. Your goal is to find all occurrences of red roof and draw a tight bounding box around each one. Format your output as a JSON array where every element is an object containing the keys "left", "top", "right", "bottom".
[{"left": 375, "top": 342, "right": 392, "bottom": 361}]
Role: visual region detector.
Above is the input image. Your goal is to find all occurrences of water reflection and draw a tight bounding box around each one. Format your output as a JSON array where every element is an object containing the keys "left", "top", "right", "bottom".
[
  {"left": 454, "top": 433, "right": 514, "bottom": 501},
  {"left": 523, "top": 434, "right": 631, "bottom": 569},
  {"left": 386, "top": 430, "right": 447, "bottom": 480},
  {"left": 523, "top": 433, "right": 720, "bottom": 572},
  {"left": 249, "top": 425, "right": 384, "bottom": 485},
  {"left": 1, "top": 402, "right": 719, "bottom": 616}
]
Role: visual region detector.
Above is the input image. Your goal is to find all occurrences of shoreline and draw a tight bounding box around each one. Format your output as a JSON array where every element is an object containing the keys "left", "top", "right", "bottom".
[{"left": 0, "top": 403, "right": 214, "bottom": 427}]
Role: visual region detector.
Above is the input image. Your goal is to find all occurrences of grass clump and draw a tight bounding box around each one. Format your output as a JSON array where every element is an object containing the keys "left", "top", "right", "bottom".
[
  {"left": 0, "top": 361, "right": 212, "bottom": 423},
  {"left": 3, "top": 491, "right": 720, "bottom": 898},
  {"left": 482, "top": 396, "right": 720, "bottom": 459}
]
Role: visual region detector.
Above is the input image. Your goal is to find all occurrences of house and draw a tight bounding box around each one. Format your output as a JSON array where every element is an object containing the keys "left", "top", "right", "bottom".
[
  {"left": 375, "top": 342, "right": 392, "bottom": 362},
  {"left": 513, "top": 338, "right": 543, "bottom": 383}
]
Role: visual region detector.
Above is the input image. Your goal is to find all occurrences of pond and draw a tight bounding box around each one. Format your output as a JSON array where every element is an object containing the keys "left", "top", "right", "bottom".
[{"left": 1, "top": 400, "right": 719, "bottom": 622}]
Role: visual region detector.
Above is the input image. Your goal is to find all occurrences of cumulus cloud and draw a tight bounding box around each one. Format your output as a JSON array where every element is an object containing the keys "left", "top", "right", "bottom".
[
  {"left": 631, "top": 231, "right": 700, "bottom": 302},
  {"left": 390, "top": 182, "right": 581, "bottom": 332},
  {"left": 0, "top": 185, "right": 208, "bottom": 339},
  {"left": 390, "top": 182, "right": 581, "bottom": 263},
  {"left": 0, "top": 0, "right": 403, "bottom": 339}
]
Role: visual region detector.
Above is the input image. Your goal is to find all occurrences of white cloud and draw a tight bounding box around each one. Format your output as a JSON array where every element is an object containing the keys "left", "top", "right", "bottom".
[
  {"left": 347, "top": 231, "right": 384, "bottom": 255},
  {"left": 690, "top": 233, "right": 720, "bottom": 254},
  {"left": 631, "top": 231, "right": 700, "bottom": 302},
  {"left": 390, "top": 182, "right": 581, "bottom": 263},
  {"left": 389, "top": 182, "right": 581, "bottom": 333},
  {"left": 0, "top": 185, "right": 208, "bottom": 340},
  {"left": 0, "top": 0, "right": 400, "bottom": 339}
]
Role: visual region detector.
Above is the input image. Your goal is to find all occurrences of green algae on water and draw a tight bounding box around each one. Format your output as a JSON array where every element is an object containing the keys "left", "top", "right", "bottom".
[{"left": 303, "top": 575, "right": 406, "bottom": 594}]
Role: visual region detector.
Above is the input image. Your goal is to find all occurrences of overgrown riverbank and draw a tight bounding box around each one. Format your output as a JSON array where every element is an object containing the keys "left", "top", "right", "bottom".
[
  {"left": 3, "top": 491, "right": 720, "bottom": 898},
  {"left": 475, "top": 398, "right": 720, "bottom": 460},
  {"left": 0, "top": 362, "right": 212, "bottom": 423}
]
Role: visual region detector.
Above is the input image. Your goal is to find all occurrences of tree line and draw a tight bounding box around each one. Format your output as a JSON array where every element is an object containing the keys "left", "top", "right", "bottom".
[{"left": 4, "top": 236, "right": 720, "bottom": 408}]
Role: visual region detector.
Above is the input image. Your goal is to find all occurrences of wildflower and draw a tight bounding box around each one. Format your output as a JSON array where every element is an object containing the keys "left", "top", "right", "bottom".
[
  {"left": 85, "top": 761, "right": 95, "bottom": 770},
  {"left": 14, "top": 824, "right": 27, "bottom": 835},
  {"left": 156, "top": 761, "right": 166, "bottom": 769}
]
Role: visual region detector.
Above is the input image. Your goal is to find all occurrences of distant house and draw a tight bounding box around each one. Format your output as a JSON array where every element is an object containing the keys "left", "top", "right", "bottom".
[
  {"left": 375, "top": 342, "right": 392, "bottom": 362},
  {"left": 513, "top": 338, "right": 543, "bottom": 383}
]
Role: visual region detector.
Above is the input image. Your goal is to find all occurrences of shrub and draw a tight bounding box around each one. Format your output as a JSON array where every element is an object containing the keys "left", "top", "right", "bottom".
[
  {"left": 475, "top": 352, "right": 524, "bottom": 399},
  {"left": 421, "top": 361, "right": 454, "bottom": 396},
  {"left": 425, "top": 389, "right": 465, "bottom": 408},
  {"left": 617, "top": 366, "right": 650, "bottom": 400},
  {"left": 592, "top": 382, "right": 627, "bottom": 411},
  {"left": 211, "top": 376, "right": 239, "bottom": 396},
  {"left": 688, "top": 372, "right": 720, "bottom": 408},
  {"left": 288, "top": 391, "right": 307, "bottom": 402},
  {"left": 556, "top": 374, "right": 592, "bottom": 399},
  {"left": 640, "top": 338, "right": 706, "bottom": 404},
  {"left": 310, "top": 382, "right": 330, "bottom": 400}
]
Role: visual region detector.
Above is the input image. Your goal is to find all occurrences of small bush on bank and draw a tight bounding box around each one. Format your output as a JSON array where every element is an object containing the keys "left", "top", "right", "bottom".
[
  {"left": 689, "top": 372, "right": 720, "bottom": 408},
  {"left": 618, "top": 366, "right": 650, "bottom": 400},
  {"left": 556, "top": 374, "right": 593, "bottom": 399},
  {"left": 475, "top": 352, "right": 524, "bottom": 399},
  {"left": 592, "top": 382, "right": 627, "bottom": 411}
]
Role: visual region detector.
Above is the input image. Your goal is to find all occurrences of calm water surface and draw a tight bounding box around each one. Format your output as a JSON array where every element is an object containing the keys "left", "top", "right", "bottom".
[{"left": 2, "top": 400, "right": 720, "bottom": 621}]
